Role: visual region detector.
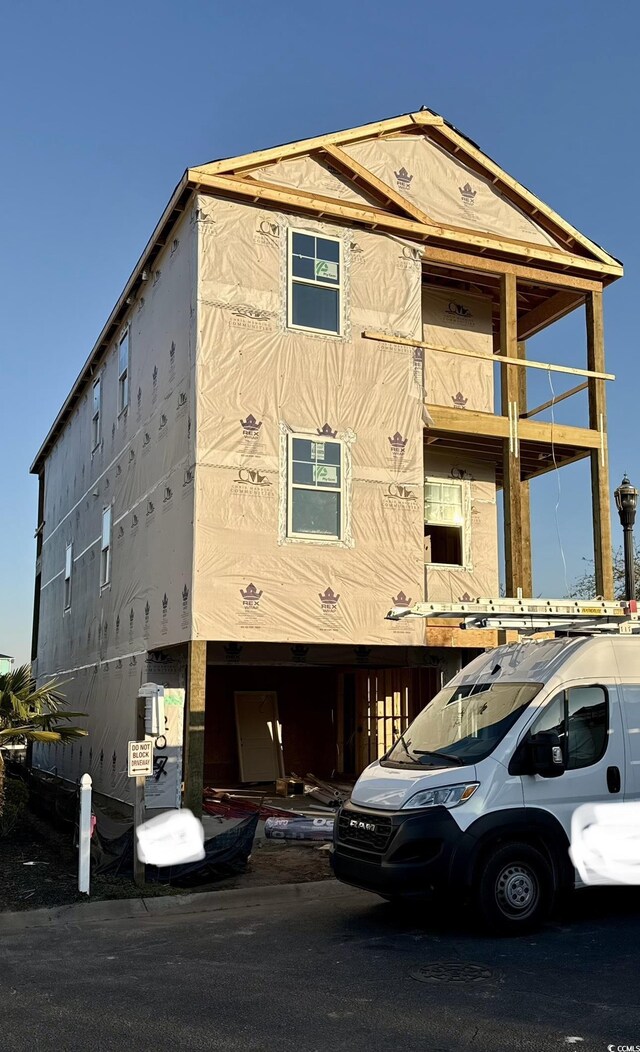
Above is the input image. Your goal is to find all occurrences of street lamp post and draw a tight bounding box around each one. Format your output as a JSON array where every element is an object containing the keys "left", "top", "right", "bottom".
[{"left": 614, "top": 475, "right": 639, "bottom": 601}]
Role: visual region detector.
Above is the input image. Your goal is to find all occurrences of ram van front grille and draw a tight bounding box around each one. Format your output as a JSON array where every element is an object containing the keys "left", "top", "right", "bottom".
[{"left": 337, "top": 811, "right": 393, "bottom": 853}]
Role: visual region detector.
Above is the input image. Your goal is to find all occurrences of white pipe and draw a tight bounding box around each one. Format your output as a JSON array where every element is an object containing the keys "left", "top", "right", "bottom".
[{"left": 78, "top": 773, "right": 92, "bottom": 895}]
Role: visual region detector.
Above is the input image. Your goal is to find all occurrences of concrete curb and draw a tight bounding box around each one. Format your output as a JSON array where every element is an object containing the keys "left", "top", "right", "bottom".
[{"left": 0, "top": 878, "right": 357, "bottom": 932}]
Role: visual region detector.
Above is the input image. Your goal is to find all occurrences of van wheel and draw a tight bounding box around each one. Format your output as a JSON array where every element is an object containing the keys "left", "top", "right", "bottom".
[{"left": 474, "top": 841, "right": 554, "bottom": 935}]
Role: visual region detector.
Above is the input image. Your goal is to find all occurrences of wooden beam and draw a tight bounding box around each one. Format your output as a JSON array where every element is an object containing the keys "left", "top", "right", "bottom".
[
  {"left": 183, "top": 640, "right": 207, "bottom": 816},
  {"left": 517, "top": 290, "right": 585, "bottom": 340},
  {"left": 522, "top": 450, "right": 590, "bottom": 483},
  {"left": 364, "top": 331, "right": 615, "bottom": 382},
  {"left": 424, "top": 625, "right": 511, "bottom": 649},
  {"left": 586, "top": 291, "right": 614, "bottom": 599},
  {"left": 429, "top": 123, "right": 622, "bottom": 272},
  {"left": 501, "top": 274, "right": 525, "bottom": 596},
  {"left": 425, "top": 404, "right": 602, "bottom": 450},
  {"left": 516, "top": 341, "right": 533, "bottom": 596},
  {"left": 187, "top": 170, "right": 622, "bottom": 276},
  {"left": 521, "top": 382, "right": 589, "bottom": 419},
  {"left": 422, "top": 245, "right": 603, "bottom": 292},
  {"left": 320, "top": 143, "right": 438, "bottom": 226},
  {"left": 190, "top": 113, "right": 444, "bottom": 177}
]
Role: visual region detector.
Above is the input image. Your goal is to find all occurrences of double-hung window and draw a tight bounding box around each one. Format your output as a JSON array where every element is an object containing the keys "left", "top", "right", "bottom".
[
  {"left": 64, "top": 543, "right": 73, "bottom": 610},
  {"left": 424, "top": 479, "right": 465, "bottom": 566},
  {"left": 92, "top": 378, "right": 102, "bottom": 450},
  {"left": 287, "top": 435, "right": 342, "bottom": 540},
  {"left": 288, "top": 230, "right": 342, "bottom": 335},
  {"left": 118, "top": 329, "right": 129, "bottom": 414},
  {"left": 100, "top": 506, "right": 112, "bottom": 588}
]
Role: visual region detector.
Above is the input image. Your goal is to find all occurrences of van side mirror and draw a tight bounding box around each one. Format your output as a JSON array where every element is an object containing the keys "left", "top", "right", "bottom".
[
  {"left": 509, "top": 730, "right": 566, "bottom": 778},
  {"left": 528, "top": 731, "right": 566, "bottom": 778}
]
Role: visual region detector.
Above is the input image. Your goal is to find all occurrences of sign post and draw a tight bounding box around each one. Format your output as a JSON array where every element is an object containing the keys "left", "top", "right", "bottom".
[{"left": 130, "top": 692, "right": 156, "bottom": 888}]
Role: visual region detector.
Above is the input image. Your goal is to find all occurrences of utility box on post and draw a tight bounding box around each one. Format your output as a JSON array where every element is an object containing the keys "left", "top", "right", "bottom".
[{"left": 139, "top": 682, "right": 165, "bottom": 738}]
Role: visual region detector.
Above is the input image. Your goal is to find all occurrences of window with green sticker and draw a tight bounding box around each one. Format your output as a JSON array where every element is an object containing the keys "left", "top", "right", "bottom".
[
  {"left": 288, "top": 230, "right": 342, "bottom": 334},
  {"left": 287, "top": 434, "right": 343, "bottom": 540}
]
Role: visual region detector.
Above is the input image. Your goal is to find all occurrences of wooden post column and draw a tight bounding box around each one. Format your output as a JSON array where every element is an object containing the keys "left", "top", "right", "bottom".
[
  {"left": 183, "top": 639, "right": 207, "bottom": 816},
  {"left": 516, "top": 341, "right": 533, "bottom": 596},
  {"left": 586, "top": 291, "right": 614, "bottom": 599},
  {"left": 500, "top": 273, "right": 530, "bottom": 597}
]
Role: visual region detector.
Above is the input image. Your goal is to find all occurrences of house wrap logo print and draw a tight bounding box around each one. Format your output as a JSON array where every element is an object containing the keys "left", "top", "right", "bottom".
[
  {"left": 388, "top": 432, "right": 408, "bottom": 458},
  {"left": 392, "top": 591, "right": 412, "bottom": 608},
  {"left": 241, "top": 583, "right": 263, "bottom": 610},
  {"left": 383, "top": 482, "right": 418, "bottom": 511},
  {"left": 241, "top": 414, "right": 262, "bottom": 439},
  {"left": 394, "top": 167, "right": 413, "bottom": 190},
  {"left": 459, "top": 182, "right": 477, "bottom": 206},
  {"left": 234, "top": 468, "right": 271, "bottom": 487},
  {"left": 445, "top": 301, "right": 472, "bottom": 318},
  {"left": 319, "top": 587, "right": 340, "bottom": 613}
]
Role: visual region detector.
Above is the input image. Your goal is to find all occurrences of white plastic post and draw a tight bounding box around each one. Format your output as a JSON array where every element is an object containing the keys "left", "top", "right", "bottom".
[{"left": 78, "top": 773, "right": 92, "bottom": 895}]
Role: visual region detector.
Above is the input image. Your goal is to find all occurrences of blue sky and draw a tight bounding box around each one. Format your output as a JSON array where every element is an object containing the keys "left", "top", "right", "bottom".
[{"left": 1, "top": 0, "right": 638, "bottom": 664}]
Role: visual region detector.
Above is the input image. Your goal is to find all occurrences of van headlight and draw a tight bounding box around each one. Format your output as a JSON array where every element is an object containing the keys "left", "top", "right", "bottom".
[{"left": 402, "top": 783, "right": 479, "bottom": 810}]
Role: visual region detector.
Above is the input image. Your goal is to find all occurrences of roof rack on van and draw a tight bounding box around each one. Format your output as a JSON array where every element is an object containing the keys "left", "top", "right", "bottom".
[{"left": 386, "top": 597, "right": 640, "bottom": 636}]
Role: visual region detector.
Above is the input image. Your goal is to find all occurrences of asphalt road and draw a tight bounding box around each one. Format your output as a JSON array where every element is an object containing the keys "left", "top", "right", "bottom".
[{"left": 2, "top": 883, "right": 640, "bottom": 1052}]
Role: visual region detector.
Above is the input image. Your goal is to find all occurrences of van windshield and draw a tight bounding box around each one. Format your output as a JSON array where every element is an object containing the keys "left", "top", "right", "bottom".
[{"left": 383, "top": 681, "right": 542, "bottom": 767}]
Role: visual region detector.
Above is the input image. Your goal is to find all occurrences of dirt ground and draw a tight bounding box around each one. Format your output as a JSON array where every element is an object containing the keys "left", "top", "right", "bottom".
[{"left": 0, "top": 809, "right": 334, "bottom": 913}]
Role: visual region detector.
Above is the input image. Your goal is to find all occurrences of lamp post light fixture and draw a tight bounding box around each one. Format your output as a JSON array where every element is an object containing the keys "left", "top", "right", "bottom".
[{"left": 614, "top": 475, "right": 639, "bottom": 601}]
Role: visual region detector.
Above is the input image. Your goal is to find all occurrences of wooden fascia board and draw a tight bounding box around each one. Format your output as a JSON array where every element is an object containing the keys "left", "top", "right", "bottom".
[
  {"left": 422, "top": 246, "right": 603, "bottom": 292},
  {"left": 188, "top": 170, "right": 621, "bottom": 277},
  {"left": 517, "top": 290, "right": 585, "bottom": 340},
  {"left": 430, "top": 122, "right": 622, "bottom": 273},
  {"left": 425, "top": 404, "right": 602, "bottom": 450},
  {"left": 31, "top": 174, "right": 192, "bottom": 474},
  {"left": 319, "top": 143, "right": 438, "bottom": 226},
  {"left": 192, "top": 112, "right": 444, "bottom": 177}
]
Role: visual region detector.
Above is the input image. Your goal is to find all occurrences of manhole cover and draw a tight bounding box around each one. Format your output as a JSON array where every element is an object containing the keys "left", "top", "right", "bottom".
[{"left": 410, "top": 962, "right": 495, "bottom": 984}]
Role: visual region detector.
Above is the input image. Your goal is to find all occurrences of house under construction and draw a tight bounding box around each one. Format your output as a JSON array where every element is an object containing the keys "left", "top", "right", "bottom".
[{"left": 30, "top": 108, "right": 622, "bottom": 811}]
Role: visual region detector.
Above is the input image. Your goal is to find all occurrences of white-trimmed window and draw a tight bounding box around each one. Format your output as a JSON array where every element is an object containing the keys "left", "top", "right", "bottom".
[
  {"left": 424, "top": 479, "right": 465, "bottom": 566},
  {"left": 100, "top": 506, "right": 112, "bottom": 587},
  {"left": 92, "top": 378, "right": 102, "bottom": 450},
  {"left": 287, "top": 434, "right": 343, "bottom": 540},
  {"left": 118, "top": 329, "right": 129, "bottom": 414},
  {"left": 288, "top": 230, "right": 342, "bottom": 335},
  {"left": 64, "top": 543, "right": 73, "bottom": 610}
]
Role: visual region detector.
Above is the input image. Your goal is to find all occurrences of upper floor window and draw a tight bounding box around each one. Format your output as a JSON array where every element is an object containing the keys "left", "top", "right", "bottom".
[
  {"left": 424, "top": 479, "right": 465, "bottom": 566},
  {"left": 64, "top": 543, "right": 73, "bottom": 610},
  {"left": 100, "top": 506, "right": 112, "bottom": 588},
  {"left": 118, "top": 329, "right": 130, "bottom": 414},
  {"left": 92, "top": 378, "right": 102, "bottom": 450},
  {"left": 288, "top": 230, "right": 342, "bottom": 335},
  {"left": 531, "top": 686, "right": 608, "bottom": 770},
  {"left": 287, "top": 434, "right": 343, "bottom": 540}
]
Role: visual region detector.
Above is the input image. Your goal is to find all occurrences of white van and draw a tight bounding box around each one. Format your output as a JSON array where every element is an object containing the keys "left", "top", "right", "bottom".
[{"left": 332, "top": 630, "right": 640, "bottom": 933}]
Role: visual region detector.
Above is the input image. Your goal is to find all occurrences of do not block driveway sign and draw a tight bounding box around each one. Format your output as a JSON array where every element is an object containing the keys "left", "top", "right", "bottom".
[{"left": 128, "top": 739, "right": 154, "bottom": 777}]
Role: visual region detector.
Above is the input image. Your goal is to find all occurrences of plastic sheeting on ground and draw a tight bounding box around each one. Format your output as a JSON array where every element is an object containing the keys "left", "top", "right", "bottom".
[{"left": 93, "top": 811, "right": 259, "bottom": 886}]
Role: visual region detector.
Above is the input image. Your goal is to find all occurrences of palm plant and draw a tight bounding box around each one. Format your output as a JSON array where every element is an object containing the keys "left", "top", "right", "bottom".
[{"left": 0, "top": 664, "right": 87, "bottom": 815}]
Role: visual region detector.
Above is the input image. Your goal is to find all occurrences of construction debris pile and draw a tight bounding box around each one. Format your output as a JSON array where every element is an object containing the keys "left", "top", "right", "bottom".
[{"left": 203, "top": 774, "right": 352, "bottom": 843}]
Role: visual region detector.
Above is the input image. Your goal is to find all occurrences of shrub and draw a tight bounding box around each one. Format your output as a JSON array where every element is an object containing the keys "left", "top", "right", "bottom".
[{"left": 0, "top": 776, "right": 29, "bottom": 838}]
